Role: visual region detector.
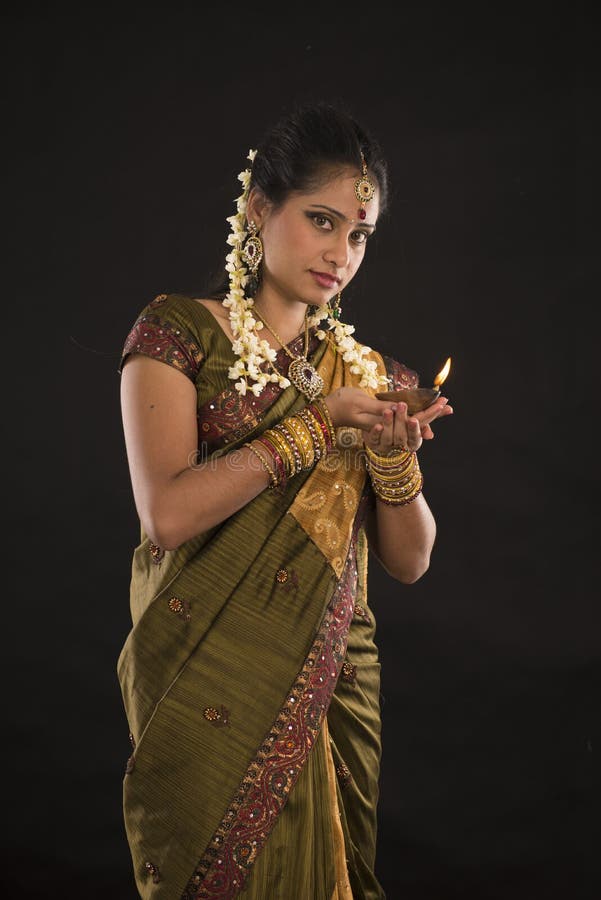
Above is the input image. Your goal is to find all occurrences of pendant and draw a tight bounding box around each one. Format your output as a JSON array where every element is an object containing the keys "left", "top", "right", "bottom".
[{"left": 288, "top": 356, "right": 324, "bottom": 401}]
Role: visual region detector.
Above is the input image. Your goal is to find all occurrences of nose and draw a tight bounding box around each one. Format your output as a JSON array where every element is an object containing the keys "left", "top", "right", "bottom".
[{"left": 323, "top": 231, "right": 350, "bottom": 270}]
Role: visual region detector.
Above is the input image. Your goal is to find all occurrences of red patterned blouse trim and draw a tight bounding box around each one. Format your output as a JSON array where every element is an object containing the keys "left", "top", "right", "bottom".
[
  {"left": 118, "top": 313, "right": 205, "bottom": 381},
  {"left": 196, "top": 330, "right": 323, "bottom": 455},
  {"left": 380, "top": 354, "right": 419, "bottom": 390}
]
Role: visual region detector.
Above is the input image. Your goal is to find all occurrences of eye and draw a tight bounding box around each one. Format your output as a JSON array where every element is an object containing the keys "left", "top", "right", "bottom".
[
  {"left": 351, "top": 230, "right": 369, "bottom": 245},
  {"left": 308, "top": 213, "right": 333, "bottom": 230}
]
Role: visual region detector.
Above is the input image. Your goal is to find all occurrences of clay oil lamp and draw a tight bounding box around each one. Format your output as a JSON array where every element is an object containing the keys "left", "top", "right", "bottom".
[{"left": 375, "top": 357, "right": 452, "bottom": 415}]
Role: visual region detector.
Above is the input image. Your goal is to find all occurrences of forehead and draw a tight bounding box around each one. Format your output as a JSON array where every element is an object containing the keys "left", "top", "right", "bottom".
[{"left": 289, "top": 168, "right": 380, "bottom": 220}]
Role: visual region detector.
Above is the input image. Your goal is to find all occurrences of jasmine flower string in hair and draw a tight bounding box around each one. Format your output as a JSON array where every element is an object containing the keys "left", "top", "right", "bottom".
[{"left": 223, "top": 149, "right": 390, "bottom": 398}]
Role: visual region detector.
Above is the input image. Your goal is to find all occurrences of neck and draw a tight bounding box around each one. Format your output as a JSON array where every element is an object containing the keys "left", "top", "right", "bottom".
[{"left": 252, "top": 288, "right": 309, "bottom": 344}]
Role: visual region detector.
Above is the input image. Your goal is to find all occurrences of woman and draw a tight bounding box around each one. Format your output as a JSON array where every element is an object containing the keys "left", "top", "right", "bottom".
[{"left": 117, "top": 101, "right": 452, "bottom": 900}]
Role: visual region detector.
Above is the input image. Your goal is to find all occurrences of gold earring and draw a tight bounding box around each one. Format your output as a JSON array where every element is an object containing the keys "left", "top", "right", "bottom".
[
  {"left": 330, "top": 291, "right": 342, "bottom": 320},
  {"left": 242, "top": 220, "right": 263, "bottom": 274}
]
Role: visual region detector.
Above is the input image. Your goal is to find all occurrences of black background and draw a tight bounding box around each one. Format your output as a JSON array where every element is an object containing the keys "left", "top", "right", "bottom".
[{"left": 3, "top": 6, "right": 600, "bottom": 899}]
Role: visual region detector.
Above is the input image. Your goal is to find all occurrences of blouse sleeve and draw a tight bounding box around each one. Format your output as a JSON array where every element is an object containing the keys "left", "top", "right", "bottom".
[
  {"left": 379, "top": 353, "right": 419, "bottom": 390},
  {"left": 116, "top": 293, "right": 205, "bottom": 383}
]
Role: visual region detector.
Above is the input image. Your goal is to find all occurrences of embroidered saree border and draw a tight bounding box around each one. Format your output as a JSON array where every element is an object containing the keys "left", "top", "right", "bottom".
[{"left": 181, "top": 521, "right": 360, "bottom": 899}]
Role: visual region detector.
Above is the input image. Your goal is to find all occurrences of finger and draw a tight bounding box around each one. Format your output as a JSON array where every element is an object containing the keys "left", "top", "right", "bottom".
[
  {"left": 415, "top": 398, "right": 451, "bottom": 427},
  {"left": 358, "top": 410, "right": 397, "bottom": 431},
  {"left": 406, "top": 416, "right": 423, "bottom": 451},
  {"left": 364, "top": 422, "right": 384, "bottom": 450},
  {"left": 422, "top": 404, "right": 453, "bottom": 424},
  {"left": 419, "top": 407, "right": 453, "bottom": 440},
  {"left": 392, "top": 403, "right": 409, "bottom": 449},
  {"left": 378, "top": 405, "right": 398, "bottom": 450}
]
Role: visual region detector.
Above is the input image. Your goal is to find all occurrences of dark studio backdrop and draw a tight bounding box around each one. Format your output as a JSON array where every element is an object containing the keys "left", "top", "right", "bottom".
[{"left": 3, "top": 7, "right": 599, "bottom": 899}]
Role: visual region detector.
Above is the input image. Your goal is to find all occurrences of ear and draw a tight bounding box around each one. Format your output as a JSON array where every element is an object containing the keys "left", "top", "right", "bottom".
[{"left": 246, "top": 186, "right": 271, "bottom": 230}]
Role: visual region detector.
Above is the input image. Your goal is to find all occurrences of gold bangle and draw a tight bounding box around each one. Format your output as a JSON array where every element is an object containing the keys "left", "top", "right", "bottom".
[
  {"left": 312, "top": 397, "right": 336, "bottom": 445},
  {"left": 367, "top": 450, "right": 422, "bottom": 503},
  {"left": 245, "top": 441, "right": 278, "bottom": 489},
  {"left": 286, "top": 414, "right": 315, "bottom": 468},
  {"left": 296, "top": 407, "right": 326, "bottom": 458},
  {"left": 366, "top": 459, "right": 416, "bottom": 483},
  {"left": 368, "top": 456, "right": 420, "bottom": 484},
  {"left": 256, "top": 404, "right": 332, "bottom": 485},
  {"left": 274, "top": 420, "right": 303, "bottom": 474},
  {"left": 365, "top": 451, "right": 415, "bottom": 477},
  {"left": 371, "top": 471, "right": 424, "bottom": 506},
  {"left": 263, "top": 428, "right": 296, "bottom": 477},
  {"left": 364, "top": 444, "right": 412, "bottom": 466}
]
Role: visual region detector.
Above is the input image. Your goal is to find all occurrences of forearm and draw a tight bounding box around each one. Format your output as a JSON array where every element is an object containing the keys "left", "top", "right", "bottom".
[
  {"left": 149, "top": 399, "right": 335, "bottom": 550},
  {"left": 369, "top": 492, "right": 436, "bottom": 583},
  {"left": 152, "top": 446, "right": 270, "bottom": 550}
]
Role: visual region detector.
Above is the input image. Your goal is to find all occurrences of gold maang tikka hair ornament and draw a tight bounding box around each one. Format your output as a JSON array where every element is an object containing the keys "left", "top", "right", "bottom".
[
  {"left": 223, "top": 148, "right": 389, "bottom": 398},
  {"left": 354, "top": 151, "right": 376, "bottom": 219}
]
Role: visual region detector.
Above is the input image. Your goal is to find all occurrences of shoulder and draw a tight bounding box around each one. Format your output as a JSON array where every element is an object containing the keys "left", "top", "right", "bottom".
[
  {"left": 117, "top": 292, "right": 211, "bottom": 379},
  {"left": 130, "top": 292, "right": 219, "bottom": 326}
]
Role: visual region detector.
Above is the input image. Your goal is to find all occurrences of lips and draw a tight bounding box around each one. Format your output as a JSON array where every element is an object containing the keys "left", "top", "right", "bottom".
[{"left": 310, "top": 271, "right": 340, "bottom": 289}]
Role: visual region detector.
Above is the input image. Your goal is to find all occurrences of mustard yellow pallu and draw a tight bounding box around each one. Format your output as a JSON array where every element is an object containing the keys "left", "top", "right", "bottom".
[{"left": 117, "top": 294, "right": 418, "bottom": 899}]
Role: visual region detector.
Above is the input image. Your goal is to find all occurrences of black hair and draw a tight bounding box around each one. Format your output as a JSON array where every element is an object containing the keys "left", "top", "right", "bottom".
[
  {"left": 251, "top": 100, "right": 388, "bottom": 214},
  {"left": 205, "top": 100, "right": 388, "bottom": 298}
]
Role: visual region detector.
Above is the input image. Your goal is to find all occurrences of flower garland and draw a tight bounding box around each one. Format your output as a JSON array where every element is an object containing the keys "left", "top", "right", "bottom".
[{"left": 223, "top": 149, "right": 390, "bottom": 398}]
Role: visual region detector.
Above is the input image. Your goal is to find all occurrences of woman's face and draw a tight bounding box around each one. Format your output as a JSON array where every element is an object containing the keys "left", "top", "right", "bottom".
[{"left": 251, "top": 168, "right": 380, "bottom": 308}]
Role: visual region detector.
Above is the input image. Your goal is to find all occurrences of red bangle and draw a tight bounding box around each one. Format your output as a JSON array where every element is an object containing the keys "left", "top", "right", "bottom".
[
  {"left": 254, "top": 435, "right": 288, "bottom": 491},
  {"left": 307, "top": 402, "right": 335, "bottom": 452}
]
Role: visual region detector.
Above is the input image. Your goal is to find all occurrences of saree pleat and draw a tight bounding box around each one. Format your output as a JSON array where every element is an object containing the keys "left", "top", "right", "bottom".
[{"left": 117, "top": 295, "right": 415, "bottom": 899}]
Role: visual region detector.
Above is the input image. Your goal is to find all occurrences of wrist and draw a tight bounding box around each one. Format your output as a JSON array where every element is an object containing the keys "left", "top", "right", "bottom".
[
  {"left": 364, "top": 445, "right": 423, "bottom": 506},
  {"left": 244, "top": 401, "right": 335, "bottom": 493},
  {"left": 320, "top": 394, "right": 338, "bottom": 428}
]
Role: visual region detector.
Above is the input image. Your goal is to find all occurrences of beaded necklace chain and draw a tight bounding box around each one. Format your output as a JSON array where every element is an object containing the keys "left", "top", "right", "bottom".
[{"left": 252, "top": 306, "right": 324, "bottom": 401}]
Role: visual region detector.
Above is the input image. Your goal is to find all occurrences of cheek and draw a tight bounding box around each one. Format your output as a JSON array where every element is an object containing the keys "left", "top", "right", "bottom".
[
  {"left": 349, "top": 246, "right": 367, "bottom": 271},
  {"left": 267, "top": 221, "right": 313, "bottom": 267},
  {"left": 264, "top": 222, "right": 302, "bottom": 267}
]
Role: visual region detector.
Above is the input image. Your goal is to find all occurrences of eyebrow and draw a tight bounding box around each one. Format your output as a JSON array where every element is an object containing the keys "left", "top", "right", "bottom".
[{"left": 307, "top": 204, "right": 377, "bottom": 231}]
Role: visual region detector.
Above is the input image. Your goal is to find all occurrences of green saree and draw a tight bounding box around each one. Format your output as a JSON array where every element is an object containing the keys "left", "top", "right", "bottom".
[{"left": 117, "top": 293, "right": 418, "bottom": 899}]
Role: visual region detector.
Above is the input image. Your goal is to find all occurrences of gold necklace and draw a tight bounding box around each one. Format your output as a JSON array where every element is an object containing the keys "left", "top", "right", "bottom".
[{"left": 253, "top": 306, "right": 324, "bottom": 401}]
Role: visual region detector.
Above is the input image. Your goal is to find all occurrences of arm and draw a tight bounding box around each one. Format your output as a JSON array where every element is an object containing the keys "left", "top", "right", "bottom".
[
  {"left": 319, "top": 387, "right": 452, "bottom": 585},
  {"left": 362, "top": 397, "right": 452, "bottom": 584},
  {"left": 120, "top": 354, "right": 271, "bottom": 550},
  {"left": 363, "top": 492, "right": 436, "bottom": 583}
]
